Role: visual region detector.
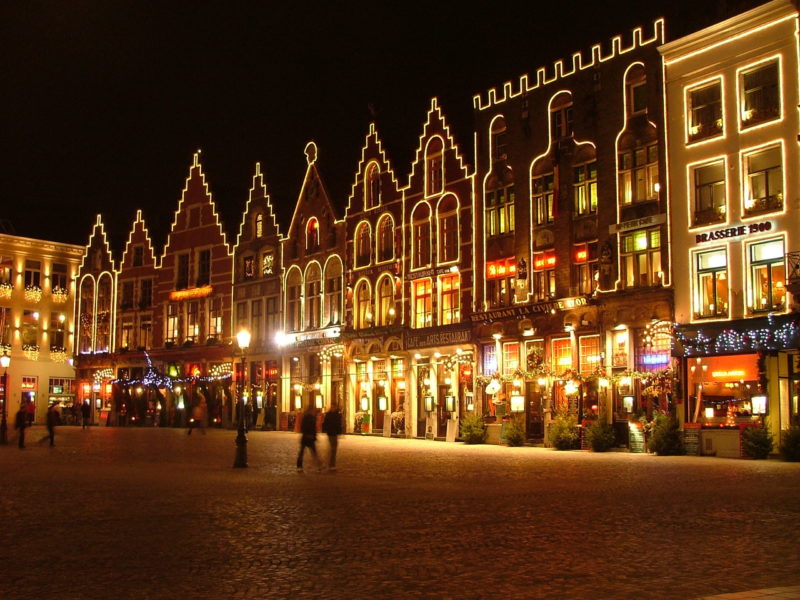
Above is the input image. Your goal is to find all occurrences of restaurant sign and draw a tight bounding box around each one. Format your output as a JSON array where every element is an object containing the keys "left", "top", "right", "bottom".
[
  {"left": 405, "top": 326, "right": 471, "bottom": 350},
  {"left": 469, "top": 296, "right": 588, "bottom": 323}
]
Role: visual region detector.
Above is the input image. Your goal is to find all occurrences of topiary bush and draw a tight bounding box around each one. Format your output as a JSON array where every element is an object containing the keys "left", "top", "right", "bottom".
[
  {"left": 742, "top": 424, "right": 773, "bottom": 459},
  {"left": 648, "top": 414, "right": 685, "bottom": 456},
  {"left": 504, "top": 415, "right": 526, "bottom": 447},
  {"left": 779, "top": 427, "right": 800, "bottom": 462},
  {"left": 586, "top": 420, "right": 616, "bottom": 452},
  {"left": 549, "top": 413, "right": 578, "bottom": 450},
  {"left": 460, "top": 412, "right": 487, "bottom": 444}
]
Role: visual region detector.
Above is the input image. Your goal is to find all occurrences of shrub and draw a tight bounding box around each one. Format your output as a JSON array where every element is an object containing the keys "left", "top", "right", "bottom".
[
  {"left": 741, "top": 424, "right": 773, "bottom": 459},
  {"left": 779, "top": 427, "right": 800, "bottom": 462},
  {"left": 504, "top": 415, "right": 526, "bottom": 447},
  {"left": 460, "top": 412, "right": 487, "bottom": 444},
  {"left": 549, "top": 413, "right": 578, "bottom": 450},
  {"left": 586, "top": 420, "right": 616, "bottom": 452},
  {"left": 648, "top": 414, "right": 685, "bottom": 456}
]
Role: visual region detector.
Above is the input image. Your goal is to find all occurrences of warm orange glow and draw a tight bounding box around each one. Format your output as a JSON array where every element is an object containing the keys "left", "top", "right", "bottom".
[
  {"left": 169, "top": 285, "right": 213, "bottom": 301},
  {"left": 575, "top": 250, "right": 587, "bottom": 262}
]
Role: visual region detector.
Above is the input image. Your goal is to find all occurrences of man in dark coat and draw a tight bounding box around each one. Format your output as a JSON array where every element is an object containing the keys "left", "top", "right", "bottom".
[
  {"left": 14, "top": 401, "right": 28, "bottom": 449},
  {"left": 322, "top": 402, "right": 343, "bottom": 471},
  {"left": 296, "top": 405, "right": 322, "bottom": 472},
  {"left": 39, "top": 403, "right": 59, "bottom": 446},
  {"left": 81, "top": 400, "right": 91, "bottom": 429}
]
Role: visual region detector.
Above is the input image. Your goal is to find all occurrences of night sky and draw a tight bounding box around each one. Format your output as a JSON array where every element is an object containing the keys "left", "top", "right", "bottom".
[{"left": 3, "top": 0, "right": 764, "bottom": 252}]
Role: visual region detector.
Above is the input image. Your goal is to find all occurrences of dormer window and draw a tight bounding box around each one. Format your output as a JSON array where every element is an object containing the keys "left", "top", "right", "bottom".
[
  {"left": 365, "top": 163, "right": 380, "bottom": 210},
  {"left": 306, "top": 218, "right": 320, "bottom": 252},
  {"left": 425, "top": 137, "right": 444, "bottom": 196}
]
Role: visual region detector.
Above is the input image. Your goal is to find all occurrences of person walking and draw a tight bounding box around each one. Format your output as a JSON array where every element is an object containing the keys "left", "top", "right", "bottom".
[
  {"left": 296, "top": 405, "right": 322, "bottom": 472},
  {"left": 14, "top": 400, "right": 28, "bottom": 449},
  {"left": 39, "top": 403, "right": 59, "bottom": 446},
  {"left": 322, "top": 402, "right": 343, "bottom": 471},
  {"left": 81, "top": 400, "right": 91, "bottom": 430},
  {"left": 188, "top": 395, "right": 207, "bottom": 435}
]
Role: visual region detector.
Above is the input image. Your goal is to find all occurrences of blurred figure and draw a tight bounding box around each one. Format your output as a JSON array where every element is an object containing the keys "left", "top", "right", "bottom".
[
  {"left": 81, "top": 400, "right": 91, "bottom": 430},
  {"left": 39, "top": 403, "right": 60, "bottom": 446},
  {"left": 14, "top": 400, "right": 28, "bottom": 449},
  {"left": 322, "top": 402, "right": 343, "bottom": 471},
  {"left": 296, "top": 405, "right": 322, "bottom": 472},
  {"left": 188, "top": 394, "right": 207, "bottom": 435}
]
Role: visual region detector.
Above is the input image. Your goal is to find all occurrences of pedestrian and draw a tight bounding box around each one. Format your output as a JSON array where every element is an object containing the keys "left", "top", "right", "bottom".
[
  {"left": 322, "top": 402, "right": 343, "bottom": 471},
  {"left": 296, "top": 405, "right": 322, "bottom": 472},
  {"left": 39, "top": 403, "right": 59, "bottom": 446},
  {"left": 188, "top": 394, "right": 207, "bottom": 435},
  {"left": 14, "top": 400, "right": 28, "bottom": 449},
  {"left": 81, "top": 400, "right": 91, "bottom": 430}
]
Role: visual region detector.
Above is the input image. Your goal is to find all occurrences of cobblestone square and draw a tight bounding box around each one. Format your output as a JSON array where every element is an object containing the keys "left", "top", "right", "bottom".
[{"left": 1, "top": 427, "right": 798, "bottom": 600}]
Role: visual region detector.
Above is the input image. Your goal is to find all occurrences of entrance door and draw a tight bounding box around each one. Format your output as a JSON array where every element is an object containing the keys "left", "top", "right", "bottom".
[
  {"left": 437, "top": 385, "right": 449, "bottom": 438},
  {"left": 372, "top": 385, "right": 385, "bottom": 433},
  {"left": 525, "top": 382, "right": 544, "bottom": 439}
]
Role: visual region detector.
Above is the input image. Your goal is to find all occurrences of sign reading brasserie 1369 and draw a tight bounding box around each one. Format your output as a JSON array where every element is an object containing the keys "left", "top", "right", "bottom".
[{"left": 695, "top": 221, "right": 772, "bottom": 244}]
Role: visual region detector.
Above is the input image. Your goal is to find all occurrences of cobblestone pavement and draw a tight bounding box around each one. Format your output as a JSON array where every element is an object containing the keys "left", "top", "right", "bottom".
[{"left": 0, "top": 427, "right": 798, "bottom": 600}]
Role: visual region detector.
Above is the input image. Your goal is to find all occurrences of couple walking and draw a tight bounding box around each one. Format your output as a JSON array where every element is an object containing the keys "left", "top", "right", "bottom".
[{"left": 296, "top": 403, "right": 342, "bottom": 472}]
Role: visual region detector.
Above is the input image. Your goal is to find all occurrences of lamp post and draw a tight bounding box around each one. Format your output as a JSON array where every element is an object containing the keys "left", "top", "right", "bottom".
[
  {"left": 0, "top": 352, "right": 10, "bottom": 445},
  {"left": 233, "top": 328, "right": 251, "bottom": 468}
]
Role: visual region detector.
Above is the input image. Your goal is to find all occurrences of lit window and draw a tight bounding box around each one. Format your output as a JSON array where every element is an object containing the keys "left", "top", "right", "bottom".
[
  {"left": 692, "top": 160, "right": 726, "bottom": 227},
  {"left": 574, "top": 241, "right": 598, "bottom": 295},
  {"left": 323, "top": 260, "right": 342, "bottom": 326},
  {"left": 286, "top": 270, "right": 302, "bottom": 332},
  {"left": 305, "top": 265, "right": 321, "bottom": 329},
  {"left": 612, "top": 329, "right": 629, "bottom": 368},
  {"left": 486, "top": 258, "right": 516, "bottom": 308},
  {"left": 413, "top": 279, "right": 433, "bottom": 328},
  {"left": 743, "top": 145, "right": 782, "bottom": 216},
  {"left": 306, "top": 218, "right": 320, "bottom": 253},
  {"left": 618, "top": 144, "right": 658, "bottom": 205},
  {"left": 354, "top": 281, "right": 372, "bottom": 329},
  {"left": 533, "top": 250, "right": 556, "bottom": 301},
  {"left": 573, "top": 161, "right": 597, "bottom": 215},
  {"left": 485, "top": 185, "right": 515, "bottom": 236},
  {"left": 688, "top": 80, "right": 723, "bottom": 142},
  {"left": 694, "top": 248, "right": 728, "bottom": 319},
  {"left": 551, "top": 338, "right": 572, "bottom": 372},
  {"left": 502, "top": 342, "right": 520, "bottom": 376},
  {"left": 748, "top": 238, "right": 786, "bottom": 312},
  {"left": 741, "top": 60, "right": 780, "bottom": 127},
  {"left": 412, "top": 204, "right": 431, "bottom": 269},
  {"left": 375, "top": 276, "right": 395, "bottom": 327},
  {"left": 578, "top": 335, "right": 601, "bottom": 375},
  {"left": 621, "top": 228, "right": 662, "bottom": 288},
  {"left": 255, "top": 213, "right": 264, "bottom": 238},
  {"left": 533, "top": 173, "right": 554, "bottom": 225},
  {"left": 438, "top": 274, "right": 460, "bottom": 325}
]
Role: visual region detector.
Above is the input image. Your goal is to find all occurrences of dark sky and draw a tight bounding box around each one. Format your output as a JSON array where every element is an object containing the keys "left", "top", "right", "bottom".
[{"left": 3, "top": 0, "right": 764, "bottom": 252}]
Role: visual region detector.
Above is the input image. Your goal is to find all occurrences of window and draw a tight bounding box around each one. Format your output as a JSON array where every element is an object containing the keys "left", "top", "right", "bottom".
[
  {"left": 133, "top": 246, "right": 144, "bottom": 267},
  {"left": 485, "top": 185, "right": 515, "bottom": 237},
  {"left": 533, "top": 174, "right": 554, "bottom": 225},
  {"left": 51, "top": 263, "right": 68, "bottom": 291},
  {"left": 491, "top": 117, "right": 508, "bottom": 160},
  {"left": 305, "top": 265, "right": 321, "bottom": 329},
  {"left": 186, "top": 301, "right": 200, "bottom": 341},
  {"left": 437, "top": 195, "right": 459, "bottom": 263},
  {"left": 49, "top": 378, "right": 73, "bottom": 395},
  {"left": 354, "top": 281, "right": 372, "bottom": 329},
  {"left": 251, "top": 299, "right": 262, "bottom": 345},
  {"left": 95, "top": 275, "right": 112, "bottom": 353},
  {"left": 533, "top": 250, "right": 556, "bottom": 301},
  {"left": 629, "top": 78, "right": 647, "bottom": 114},
  {"left": 139, "top": 279, "right": 152, "bottom": 309},
  {"left": 286, "top": 271, "right": 302, "bottom": 332},
  {"left": 324, "top": 260, "right": 342, "bottom": 326},
  {"left": 136, "top": 315, "right": 150, "bottom": 349},
  {"left": 176, "top": 253, "right": 190, "bottom": 289},
  {"left": 376, "top": 276, "right": 396, "bottom": 327},
  {"left": 688, "top": 81, "right": 722, "bottom": 142},
  {"left": 21, "top": 310, "right": 39, "bottom": 345},
  {"left": 262, "top": 252, "right": 275, "bottom": 276},
  {"left": 236, "top": 301, "right": 248, "bottom": 330},
  {"left": 612, "top": 328, "right": 629, "bottom": 367},
  {"left": 636, "top": 326, "right": 671, "bottom": 372},
  {"left": 50, "top": 312, "right": 66, "bottom": 349},
  {"left": 748, "top": 238, "right": 786, "bottom": 312},
  {"left": 573, "top": 162, "right": 597, "bottom": 215},
  {"left": 377, "top": 216, "right": 394, "bottom": 263},
  {"left": 24, "top": 260, "right": 41, "bottom": 288},
  {"left": 243, "top": 256, "right": 256, "bottom": 280},
  {"left": 621, "top": 228, "right": 662, "bottom": 287},
  {"left": 425, "top": 137, "right": 444, "bottom": 196},
  {"left": 0, "top": 257, "right": 12, "bottom": 287},
  {"left": 266, "top": 296, "right": 279, "bottom": 337},
  {"left": 578, "top": 335, "right": 601, "bottom": 375},
  {"left": 196, "top": 249, "right": 211, "bottom": 286},
  {"left": 741, "top": 60, "right": 779, "bottom": 127},
  {"left": 692, "top": 160, "right": 726, "bottom": 226},
  {"left": 166, "top": 304, "right": 180, "bottom": 343},
  {"left": 355, "top": 223, "right": 371, "bottom": 268},
  {"left": 0, "top": 307, "right": 12, "bottom": 346},
  {"left": 551, "top": 338, "right": 572, "bottom": 372},
  {"left": 618, "top": 145, "right": 658, "bottom": 205},
  {"left": 694, "top": 248, "right": 728, "bottom": 319},
  {"left": 502, "top": 342, "right": 520, "bottom": 376},
  {"left": 208, "top": 297, "right": 222, "bottom": 338},
  {"left": 120, "top": 318, "right": 133, "bottom": 350},
  {"left": 255, "top": 213, "right": 264, "bottom": 238},
  {"left": 121, "top": 281, "right": 134, "bottom": 310},
  {"left": 486, "top": 258, "right": 516, "bottom": 308},
  {"left": 306, "top": 218, "right": 320, "bottom": 253},
  {"left": 365, "top": 163, "right": 380, "bottom": 209},
  {"left": 439, "top": 274, "right": 460, "bottom": 325},
  {"left": 413, "top": 279, "right": 433, "bottom": 328},
  {"left": 550, "top": 102, "right": 573, "bottom": 139},
  {"left": 412, "top": 204, "right": 431, "bottom": 269},
  {"left": 743, "top": 145, "right": 782, "bottom": 216},
  {"left": 483, "top": 344, "right": 498, "bottom": 375},
  {"left": 574, "top": 242, "right": 599, "bottom": 295}
]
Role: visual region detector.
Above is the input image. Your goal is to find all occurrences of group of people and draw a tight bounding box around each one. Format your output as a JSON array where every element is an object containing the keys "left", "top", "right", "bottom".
[
  {"left": 13, "top": 400, "right": 92, "bottom": 448},
  {"left": 297, "top": 402, "right": 343, "bottom": 472}
]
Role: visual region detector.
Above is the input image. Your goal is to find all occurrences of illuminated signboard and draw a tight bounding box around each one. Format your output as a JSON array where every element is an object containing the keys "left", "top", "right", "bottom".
[
  {"left": 169, "top": 285, "right": 213, "bottom": 301},
  {"left": 695, "top": 222, "right": 772, "bottom": 244}
]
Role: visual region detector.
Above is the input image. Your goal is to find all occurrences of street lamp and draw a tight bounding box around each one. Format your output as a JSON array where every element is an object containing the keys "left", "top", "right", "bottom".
[
  {"left": 0, "top": 352, "right": 9, "bottom": 444},
  {"left": 233, "top": 328, "right": 251, "bottom": 468}
]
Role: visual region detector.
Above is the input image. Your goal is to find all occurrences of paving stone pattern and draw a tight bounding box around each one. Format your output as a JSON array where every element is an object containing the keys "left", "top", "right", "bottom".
[{"left": 0, "top": 427, "right": 798, "bottom": 600}]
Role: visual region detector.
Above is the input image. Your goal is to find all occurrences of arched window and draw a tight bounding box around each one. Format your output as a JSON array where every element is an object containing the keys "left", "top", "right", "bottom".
[
  {"left": 550, "top": 92, "right": 573, "bottom": 140},
  {"left": 285, "top": 269, "right": 302, "bottom": 332},
  {"left": 625, "top": 64, "right": 647, "bottom": 116},
  {"left": 78, "top": 276, "right": 95, "bottom": 354},
  {"left": 437, "top": 195, "right": 459, "bottom": 263},
  {"left": 412, "top": 204, "right": 431, "bottom": 269},
  {"left": 354, "top": 280, "right": 372, "bottom": 330},
  {"left": 491, "top": 116, "right": 508, "bottom": 161},
  {"left": 96, "top": 273, "right": 112, "bottom": 353},
  {"left": 323, "top": 257, "right": 343, "bottom": 326},
  {"left": 365, "top": 163, "right": 380, "bottom": 210},
  {"left": 376, "top": 275, "right": 396, "bottom": 327},
  {"left": 377, "top": 215, "right": 394, "bottom": 263},
  {"left": 355, "top": 222, "right": 371, "bottom": 268},
  {"left": 306, "top": 218, "right": 320, "bottom": 252},
  {"left": 425, "top": 137, "right": 444, "bottom": 196},
  {"left": 255, "top": 213, "right": 264, "bottom": 239},
  {"left": 305, "top": 263, "right": 321, "bottom": 329}
]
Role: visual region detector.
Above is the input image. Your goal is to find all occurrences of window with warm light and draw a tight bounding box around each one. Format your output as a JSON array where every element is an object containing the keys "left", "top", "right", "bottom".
[
  {"left": 618, "top": 144, "right": 658, "bottom": 205},
  {"left": 412, "top": 204, "right": 431, "bottom": 269},
  {"left": 95, "top": 274, "right": 112, "bottom": 352},
  {"left": 377, "top": 215, "right": 394, "bottom": 263},
  {"left": 695, "top": 248, "right": 728, "bottom": 319},
  {"left": 305, "top": 264, "right": 321, "bottom": 329},
  {"left": 578, "top": 335, "right": 601, "bottom": 375},
  {"left": 138, "top": 315, "right": 152, "bottom": 349},
  {"left": 306, "top": 218, "right": 320, "bottom": 253},
  {"left": 574, "top": 241, "right": 598, "bottom": 295},
  {"left": 485, "top": 185, "right": 515, "bottom": 237},
  {"left": 166, "top": 303, "right": 180, "bottom": 344},
  {"left": 533, "top": 250, "right": 556, "bottom": 302},
  {"left": 186, "top": 301, "right": 200, "bottom": 342},
  {"left": 687, "top": 81, "right": 722, "bottom": 142},
  {"left": 621, "top": 228, "right": 661, "bottom": 288},
  {"left": 78, "top": 278, "right": 94, "bottom": 353},
  {"left": 323, "top": 259, "right": 342, "bottom": 326},
  {"left": 413, "top": 279, "right": 432, "bottom": 328},
  {"left": 375, "top": 275, "right": 395, "bottom": 327},
  {"left": 692, "top": 160, "right": 726, "bottom": 226},
  {"left": 573, "top": 161, "right": 597, "bottom": 215},
  {"left": 748, "top": 238, "right": 786, "bottom": 312},
  {"left": 438, "top": 274, "right": 460, "bottom": 325},
  {"left": 486, "top": 258, "right": 516, "bottom": 308},
  {"left": 743, "top": 145, "right": 782, "bottom": 216},
  {"left": 740, "top": 60, "right": 779, "bottom": 128},
  {"left": 502, "top": 342, "right": 520, "bottom": 376},
  {"left": 254, "top": 213, "right": 264, "bottom": 238},
  {"left": 208, "top": 297, "right": 222, "bottom": 339},
  {"left": 533, "top": 173, "right": 555, "bottom": 225},
  {"left": 612, "top": 329, "right": 629, "bottom": 368},
  {"left": 354, "top": 281, "right": 372, "bottom": 330},
  {"left": 551, "top": 337, "right": 572, "bottom": 372},
  {"left": 438, "top": 195, "right": 459, "bottom": 263}
]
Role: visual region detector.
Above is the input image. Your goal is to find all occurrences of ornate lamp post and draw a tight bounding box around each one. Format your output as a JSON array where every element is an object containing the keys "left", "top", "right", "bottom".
[
  {"left": 0, "top": 352, "right": 10, "bottom": 445},
  {"left": 233, "top": 328, "right": 251, "bottom": 468}
]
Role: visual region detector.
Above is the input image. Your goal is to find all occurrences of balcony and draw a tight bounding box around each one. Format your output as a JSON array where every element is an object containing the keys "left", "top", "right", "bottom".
[
  {"left": 692, "top": 207, "right": 725, "bottom": 228},
  {"left": 24, "top": 285, "right": 42, "bottom": 303},
  {"left": 744, "top": 194, "right": 782, "bottom": 217},
  {"left": 0, "top": 283, "right": 11, "bottom": 300}
]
